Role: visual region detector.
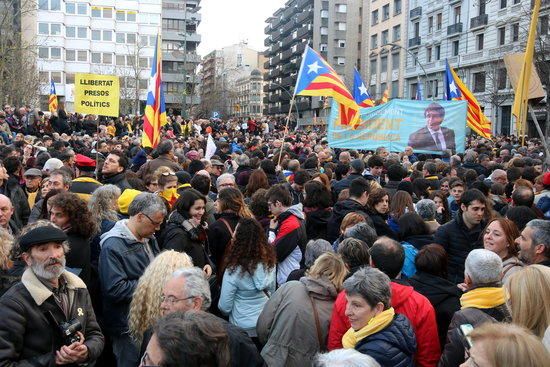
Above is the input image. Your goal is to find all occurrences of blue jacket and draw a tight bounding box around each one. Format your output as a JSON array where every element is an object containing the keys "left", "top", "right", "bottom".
[
  {"left": 355, "top": 314, "right": 417, "bottom": 367},
  {"left": 218, "top": 263, "right": 276, "bottom": 335},
  {"left": 99, "top": 220, "right": 159, "bottom": 335}
]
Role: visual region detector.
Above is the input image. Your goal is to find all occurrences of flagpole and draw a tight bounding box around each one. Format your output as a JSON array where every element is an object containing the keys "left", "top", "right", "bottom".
[{"left": 277, "top": 96, "right": 296, "bottom": 168}]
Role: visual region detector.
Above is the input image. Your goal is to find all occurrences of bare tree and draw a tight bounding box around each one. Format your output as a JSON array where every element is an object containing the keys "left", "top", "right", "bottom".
[
  {"left": 114, "top": 41, "right": 149, "bottom": 115},
  {"left": 478, "top": 59, "right": 512, "bottom": 132}
]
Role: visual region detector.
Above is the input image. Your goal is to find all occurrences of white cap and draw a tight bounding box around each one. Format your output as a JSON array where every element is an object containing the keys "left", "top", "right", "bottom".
[{"left": 42, "top": 158, "right": 63, "bottom": 173}]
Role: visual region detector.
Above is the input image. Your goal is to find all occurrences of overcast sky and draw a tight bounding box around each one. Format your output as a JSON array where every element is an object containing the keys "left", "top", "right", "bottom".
[{"left": 197, "top": 0, "right": 287, "bottom": 56}]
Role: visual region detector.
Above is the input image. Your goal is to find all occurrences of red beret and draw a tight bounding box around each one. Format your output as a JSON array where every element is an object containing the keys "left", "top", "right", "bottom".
[
  {"left": 75, "top": 154, "right": 96, "bottom": 171},
  {"left": 543, "top": 172, "right": 550, "bottom": 186}
]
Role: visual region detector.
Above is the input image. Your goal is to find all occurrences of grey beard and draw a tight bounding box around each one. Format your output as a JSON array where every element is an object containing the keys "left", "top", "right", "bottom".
[{"left": 31, "top": 257, "right": 66, "bottom": 281}]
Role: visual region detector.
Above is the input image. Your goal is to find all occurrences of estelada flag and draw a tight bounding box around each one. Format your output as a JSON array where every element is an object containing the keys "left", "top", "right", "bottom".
[
  {"left": 352, "top": 68, "right": 374, "bottom": 108},
  {"left": 294, "top": 45, "right": 359, "bottom": 126},
  {"left": 142, "top": 34, "right": 167, "bottom": 148},
  {"left": 49, "top": 80, "right": 58, "bottom": 113},
  {"left": 444, "top": 60, "right": 491, "bottom": 138}
]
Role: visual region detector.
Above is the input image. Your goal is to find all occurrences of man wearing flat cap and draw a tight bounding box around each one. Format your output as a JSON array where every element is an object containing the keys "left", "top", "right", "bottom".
[
  {"left": 22, "top": 168, "right": 43, "bottom": 209},
  {"left": 70, "top": 154, "right": 102, "bottom": 202},
  {"left": 0, "top": 222, "right": 104, "bottom": 365}
]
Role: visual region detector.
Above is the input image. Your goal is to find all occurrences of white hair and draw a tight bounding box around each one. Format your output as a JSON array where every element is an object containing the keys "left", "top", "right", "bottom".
[
  {"left": 171, "top": 267, "right": 211, "bottom": 310},
  {"left": 216, "top": 173, "right": 235, "bottom": 189},
  {"left": 315, "top": 349, "right": 381, "bottom": 367},
  {"left": 465, "top": 249, "right": 502, "bottom": 285}
]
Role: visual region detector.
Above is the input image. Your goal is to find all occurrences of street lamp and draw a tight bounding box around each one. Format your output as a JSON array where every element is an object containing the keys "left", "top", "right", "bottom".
[{"left": 386, "top": 42, "right": 432, "bottom": 100}]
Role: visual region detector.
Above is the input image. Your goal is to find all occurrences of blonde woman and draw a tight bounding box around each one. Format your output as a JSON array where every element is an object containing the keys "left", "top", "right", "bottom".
[
  {"left": 462, "top": 323, "right": 549, "bottom": 366},
  {"left": 257, "top": 252, "right": 348, "bottom": 366},
  {"left": 506, "top": 265, "right": 550, "bottom": 350},
  {"left": 128, "top": 250, "right": 193, "bottom": 344},
  {"left": 0, "top": 228, "right": 15, "bottom": 295}
]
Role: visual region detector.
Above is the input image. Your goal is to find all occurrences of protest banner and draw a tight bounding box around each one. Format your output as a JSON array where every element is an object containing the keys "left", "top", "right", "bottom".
[
  {"left": 328, "top": 99, "right": 467, "bottom": 154},
  {"left": 74, "top": 73, "right": 119, "bottom": 117}
]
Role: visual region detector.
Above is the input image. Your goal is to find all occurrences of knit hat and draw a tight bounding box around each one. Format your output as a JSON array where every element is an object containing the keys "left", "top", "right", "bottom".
[
  {"left": 117, "top": 189, "right": 142, "bottom": 215},
  {"left": 19, "top": 226, "right": 67, "bottom": 252}
]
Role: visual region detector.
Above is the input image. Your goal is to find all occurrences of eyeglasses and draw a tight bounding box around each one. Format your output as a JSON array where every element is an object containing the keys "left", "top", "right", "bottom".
[
  {"left": 139, "top": 351, "right": 159, "bottom": 367},
  {"left": 218, "top": 182, "right": 235, "bottom": 188},
  {"left": 142, "top": 213, "right": 163, "bottom": 227},
  {"left": 160, "top": 295, "right": 195, "bottom": 305}
]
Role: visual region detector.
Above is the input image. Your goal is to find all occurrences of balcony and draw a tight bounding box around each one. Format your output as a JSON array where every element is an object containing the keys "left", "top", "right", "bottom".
[
  {"left": 281, "top": 48, "right": 293, "bottom": 61},
  {"left": 271, "top": 30, "right": 282, "bottom": 42},
  {"left": 283, "top": 5, "right": 297, "bottom": 19},
  {"left": 447, "top": 23, "right": 463, "bottom": 36},
  {"left": 408, "top": 36, "right": 421, "bottom": 48},
  {"left": 296, "top": 9, "right": 313, "bottom": 24},
  {"left": 449, "top": 0, "right": 461, "bottom": 4},
  {"left": 296, "top": 25, "right": 311, "bottom": 39},
  {"left": 271, "top": 55, "right": 281, "bottom": 65},
  {"left": 296, "top": 100, "right": 310, "bottom": 111},
  {"left": 264, "top": 60, "right": 271, "bottom": 69},
  {"left": 282, "top": 61, "right": 297, "bottom": 73},
  {"left": 264, "top": 36, "right": 272, "bottom": 47},
  {"left": 264, "top": 24, "right": 272, "bottom": 33},
  {"left": 263, "top": 84, "right": 270, "bottom": 93},
  {"left": 263, "top": 96, "right": 269, "bottom": 105},
  {"left": 281, "top": 75, "right": 296, "bottom": 87},
  {"left": 296, "top": 0, "right": 309, "bottom": 10},
  {"left": 282, "top": 19, "right": 296, "bottom": 35},
  {"left": 470, "top": 14, "right": 488, "bottom": 29},
  {"left": 268, "top": 94, "right": 280, "bottom": 103},
  {"left": 293, "top": 42, "right": 306, "bottom": 55},
  {"left": 272, "top": 42, "right": 281, "bottom": 53},
  {"left": 282, "top": 34, "right": 294, "bottom": 46},
  {"left": 410, "top": 6, "right": 422, "bottom": 19}
]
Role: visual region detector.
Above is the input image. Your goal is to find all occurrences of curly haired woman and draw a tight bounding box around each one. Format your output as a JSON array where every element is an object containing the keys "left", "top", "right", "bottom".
[
  {"left": 128, "top": 250, "right": 192, "bottom": 351},
  {"left": 218, "top": 218, "right": 276, "bottom": 343},
  {"left": 48, "top": 192, "right": 97, "bottom": 285}
]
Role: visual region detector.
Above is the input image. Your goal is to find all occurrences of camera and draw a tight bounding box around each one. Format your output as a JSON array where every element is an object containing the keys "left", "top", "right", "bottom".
[{"left": 59, "top": 318, "right": 82, "bottom": 345}]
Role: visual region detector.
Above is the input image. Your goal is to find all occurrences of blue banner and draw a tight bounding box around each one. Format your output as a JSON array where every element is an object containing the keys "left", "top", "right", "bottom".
[{"left": 328, "top": 99, "right": 467, "bottom": 154}]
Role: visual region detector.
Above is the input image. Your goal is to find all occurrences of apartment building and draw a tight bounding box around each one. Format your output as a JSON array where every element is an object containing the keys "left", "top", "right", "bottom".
[
  {"left": 404, "top": 0, "right": 549, "bottom": 134},
  {"left": 229, "top": 69, "right": 264, "bottom": 119}
]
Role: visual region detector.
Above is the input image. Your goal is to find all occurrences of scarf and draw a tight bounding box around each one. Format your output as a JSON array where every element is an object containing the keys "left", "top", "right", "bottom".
[
  {"left": 342, "top": 307, "right": 395, "bottom": 349},
  {"left": 460, "top": 287, "right": 506, "bottom": 310}
]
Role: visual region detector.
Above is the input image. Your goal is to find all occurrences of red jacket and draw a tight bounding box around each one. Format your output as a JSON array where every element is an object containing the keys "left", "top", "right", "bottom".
[{"left": 327, "top": 282, "right": 441, "bottom": 367}]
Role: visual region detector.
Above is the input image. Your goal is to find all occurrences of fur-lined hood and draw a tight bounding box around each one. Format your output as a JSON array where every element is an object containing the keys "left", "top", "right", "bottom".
[{"left": 22, "top": 268, "right": 86, "bottom": 306}]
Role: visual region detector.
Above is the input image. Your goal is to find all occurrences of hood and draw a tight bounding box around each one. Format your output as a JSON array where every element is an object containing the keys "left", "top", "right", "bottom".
[
  {"left": 300, "top": 276, "right": 338, "bottom": 299},
  {"left": 280, "top": 204, "right": 305, "bottom": 220},
  {"left": 409, "top": 272, "right": 462, "bottom": 307},
  {"left": 332, "top": 199, "right": 366, "bottom": 217},
  {"left": 100, "top": 219, "right": 140, "bottom": 247},
  {"left": 403, "top": 234, "right": 434, "bottom": 250},
  {"left": 390, "top": 282, "right": 414, "bottom": 309},
  {"left": 251, "top": 263, "right": 275, "bottom": 291}
]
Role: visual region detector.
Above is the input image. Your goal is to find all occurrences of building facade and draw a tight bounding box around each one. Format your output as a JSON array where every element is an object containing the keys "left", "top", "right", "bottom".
[
  {"left": 404, "top": 0, "right": 550, "bottom": 135},
  {"left": 229, "top": 69, "right": 264, "bottom": 118}
]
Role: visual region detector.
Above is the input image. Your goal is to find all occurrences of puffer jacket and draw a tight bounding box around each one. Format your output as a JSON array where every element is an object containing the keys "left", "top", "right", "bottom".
[
  {"left": 304, "top": 207, "right": 331, "bottom": 241},
  {"left": 355, "top": 314, "right": 417, "bottom": 367},
  {"left": 218, "top": 263, "right": 276, "bottom": 336},
  {"left": 0, "top": 269, "right": 104, "bottom": 366},
  {"left": 99, "top": 220, "right": 159, "bottom": 335},
  {"left": 257, "top": 276, "right": 339, "bottom": 367},
  {"left": 326, "top": 198, "right": 373, "bottom": 243},
  {"left": 434, "top": 214, "right": 486, "bottom": 284},
  {"left": 272, "top": 206, "right": 307, "bottom": 285},
  {"left": 207, "top": 212, "right": 240, "bottom": 271}
]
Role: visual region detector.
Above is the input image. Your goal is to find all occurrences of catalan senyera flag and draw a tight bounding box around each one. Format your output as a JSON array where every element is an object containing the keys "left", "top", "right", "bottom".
[
  {"left": 48, "top": 80, "right": 58, "bottom": 113},
  {"left": 512, "top": 0, "right": 541, "bottom": 139},
  {"left": 295, "top": 45, "right": 359, "bottom": 126},
  {"left": 352, "top": 68, "right": 374, "bottom": 108},
  {"left": 444, "top": 60, "right": 492, "bottom": 138},
  {"left": 142, "top": 34, "right": 167, "bottom": 148}
]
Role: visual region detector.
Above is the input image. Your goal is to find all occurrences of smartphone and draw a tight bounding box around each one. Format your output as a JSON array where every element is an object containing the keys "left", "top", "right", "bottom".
[{"left": 460, "top": 324, "right": 474, "bottom": 349}]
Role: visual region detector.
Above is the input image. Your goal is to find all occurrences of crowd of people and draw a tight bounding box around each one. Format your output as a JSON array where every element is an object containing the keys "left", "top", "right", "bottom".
[{"left": 0, "top": 102, "right": 549, "bottom": 367}]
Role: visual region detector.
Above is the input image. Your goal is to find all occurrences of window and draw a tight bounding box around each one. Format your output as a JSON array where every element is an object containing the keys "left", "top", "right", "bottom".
[
  {"left": 370, "top": 58, "right": 377, "bottom": 75},
  {"left": 51, "top": 72, "right": 62, "bottom": 84},
  {"left": 380, "top": 56, "right": 388, "bottom": 73},
  {"left": 336, "top": 4, "right": 347, "bottom": 13},
  {"left": 413, "top": 21, "right": 420, "bottom": 37},
  {"left": 500, "top": 0, "right": 507, "bottom": 9},
  {"left": 38, "top": 47, "right": 49, "bottom": 59},
  {"left": 92, "top": 7, "right": 112, "bottom": 18},
  {"left": 116, "top": 33, "right": 125, "bottom": 43},
  {"left": 38, "top": 23, "right": 48, "bottom": 35},
  {"left": 66, "top": 2, "right": 86, "bottom": 14},
  {"left": 66, "top": 26, "right": 75, "bottom": 38},
  {"left": 452, "top": 40, "right": 459, "bottom": 56},
  {"left": 116, "top": 55, "right": 125, "bottom": 66},
  {"left": 39, "top": 71, "right": 49, "bottom": 83},
  {"left": 139, "top": 79, "right": 148, "bottom": 90},
  {"left": 91, "top": 52, "right": 101, "bottom": 63},
  {"left": 372, "top": 10, "right": 379, "bottom": 25},
  {"left": 103, "top": 30, "right": 112, "bottom": 41},
  {"left": 66, "top": 26, "right": 87, "bottom": 39},
  {"left": 103, "top": 53, "right": 112, "bottom": 64},
  {"left": 116, "top": 10, "right": 137, "bottom": 22},
  {"left": 103, "top": 8, "right": 112, "bottom": 18},
  {"left": 426, "top": 46, "right": 432, "bottom": 62},
  {"left": 428, "top": 16, "right": 433, "bottom": 33},
  {"left": 66, "top": 50, "right": 76, "bottom": 61},
  {"left": 412, "top": 51, "right": 418, "bottom": 66},
  {"left": 91, "top": 7, "right": 101, "bottom": 17},
  {"left": 382, "top": 4, "right": 390, "bottom": 20},
  {"left": 498, "top": 27, "right": 506, "bottom": 45},
  {"left": 92, "top": 30, "right": 101, "bottom": 41},
  {"left": 127, "top": 34, "right": 136, "bottom": 44},
  {"left": 512, "top": 23, "right": 519, "bottom": 42},
  {"left": 476, "top": 33, "right": 484, "bottom": 50},
  {"left": 381, "top": 30, "right": 389, "bottom": 45},
  {"left": 371, "top": 34, "right": 378, "bottom": 49},
  {"left": 139, "top": 13, "right": 161, "bottom": 25},
  {"left": 50, "top": 47, "right": 61, "bottom": 59},
  {"left": 436, "top": 13, "right": 442, "bottom": 30},
  {"left": 392, "top": 52, "right": 400, "bottom": 70},
  {"left": 39, "top": 0, "right": 60, "bottom": 11},
  {"left": 410, "top": 83, "right": 418, "bottom": 99},
  {"left": 479, "top": 0, "right": 486, "bottom": 15},
  {"left": 337, "top": 22, "right": 346, "bottom": 31},
  {"left": 393, "top": 24, "right": 401, "bottom": 41},
  {"left": 139, "top": 58, "right": 148, "bottom": 68},
  {"left": 321, "top": 10, "right": 329, "bottom": 18},
  {"left": 394, "top": 0, "right": 402, "bottom": 15},
  {"left": 77, "top": 27, "right": 87, "bottom": 38},
  {"left": 338, "top": 40, "right": 346, "bottom": 48},
  {"left": 454, "top": 6, "right": 461, "bottom": 24},
  {"left": 473, "top": 72, "right": 486, "bottom": 92},
  {"left": 66, "top": 73, "right": 75, "bottom": 84},
  {"left": 320, "top": 27, "right": 328, "bottom": 35},
  {"left": 380, "top": 83, "right": 387, "bottom": 95},
  {"left": 78, "top": 50, "right": 87, "bottom": 62},
  {"left": 497, "top": 68, "right": 507, "bottom": 90},
  {"left": 336, "top": 57, "right": 345, "bottom": 65},
  {"left": 435, "top": 45, "right": 441, "bottom": 60},
  {"left": 320, "top": 43, "right": 328, "bottom": 51},
  {"left": 38, "top": 23, "right": 61, "bottom": 36},
  {"left": 391, "top": 80, "right": 399, "bottom": 98}
]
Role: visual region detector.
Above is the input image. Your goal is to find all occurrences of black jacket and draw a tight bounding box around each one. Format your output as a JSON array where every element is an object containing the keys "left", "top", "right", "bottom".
[
  {"left": 434, "top": 214, "right": 486, "bottom": 284},
  {"left": 65, "top": 232, "right": 91, "bottom": 287},
  {"left": 0, "top": 269, "right": 104, "bottom": 366},
  {"left": 327, "top": 199, "right": 372, "bottom": 243},
  {"left": 2, "top": 176, "right": 30, "bottom": 226},
  {"left": 385, "top": 181, "right": 401, "bottom": 198},
  {"left": 101, "top": 172, "right": 131, "bottom": 192},
  {"left": 367, "top": 209, "right": 398, "bottom": 240},
  {"left": 98, "top": 220, "right": 159, "bottom": 335},
  {"left": 331, "top": 172, "right": 363, "bottom": 197},
  {"left": 207, "top": 212, "right": 239, "bottom": 271},
  {"left": 439, "top": 302, "right": 510, "bottom": 367},
  {"left": 304, "top": 207, "right": 332, "bottom": 241},
  {"left": 159, "top": 211, "right": 211, "bottom": 269},
  {"left": 408, "top": 272, "right": 462, "bottom": 347},
  {"left": 355, "top": 314, "right": 416, "bottom": 367}
]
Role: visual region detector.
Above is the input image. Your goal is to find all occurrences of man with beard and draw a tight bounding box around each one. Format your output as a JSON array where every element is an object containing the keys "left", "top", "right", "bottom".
[
  {"left": 0, "top": 222, "right": 104, "bottom": 365},
  {"left": 516, "top": 219, "right": 550, "bottom": 267}
]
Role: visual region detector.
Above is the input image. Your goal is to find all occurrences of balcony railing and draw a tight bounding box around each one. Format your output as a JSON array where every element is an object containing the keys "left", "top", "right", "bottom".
[
  {"left": 470, "top": 14, "right": 488, "bottom": 29},
  {"left": 408, "top": 36, "right": 421, "bottom": 48},
  {"left": 447, "top": 23, "right": 463, "bottom": 36},
  {"left": 410, "top": 6, "right": 422, "bottom": 19}
]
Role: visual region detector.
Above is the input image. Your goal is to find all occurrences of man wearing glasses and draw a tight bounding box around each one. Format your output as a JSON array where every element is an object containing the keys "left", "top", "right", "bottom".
[
  {"left": 408, "top": 103, "right": 456, "bottom": 153},
  {"left": 99, "top": 193, "right": 167, "bottom": 367}
]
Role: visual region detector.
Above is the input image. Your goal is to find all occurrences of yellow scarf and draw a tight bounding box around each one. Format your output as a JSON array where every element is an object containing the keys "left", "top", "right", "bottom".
[
  {"left": 342, "top": 307, "right": 395, "bottom": 349},
  {"left": 460, "top": 287, "right": 506, "bottom": 310}
]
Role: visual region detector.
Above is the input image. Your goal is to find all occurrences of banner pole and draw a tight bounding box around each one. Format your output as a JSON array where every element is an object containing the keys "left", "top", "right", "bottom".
[{"left": 277, "top": 96, "right": 296, "bottom": 168}]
